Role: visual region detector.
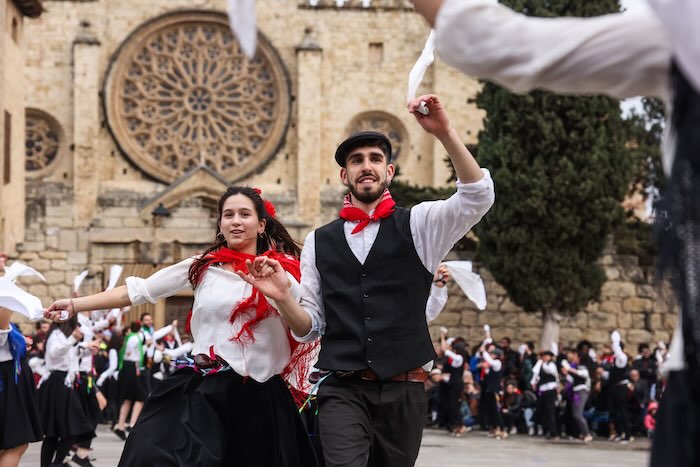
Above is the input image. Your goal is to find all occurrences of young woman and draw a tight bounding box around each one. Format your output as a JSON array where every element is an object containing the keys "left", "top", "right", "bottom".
[
  {"left": 0, "top": 308, "right": 43, "bottom": 467},
  {"left": 38, "top": 317, "right": 94, "bottom": 467},
  {"left": 45, "top": 187, "right": 318, "bottom": 467}
]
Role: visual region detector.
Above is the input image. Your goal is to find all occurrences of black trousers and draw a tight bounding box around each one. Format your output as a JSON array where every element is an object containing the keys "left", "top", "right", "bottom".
[
  {"left": 536, "top": 390, "right": 558, "bottom": 436},
  {"left": 317, "top": 374, "right": 427, "bottom": 467},
  {"left": 609, "top": 384, "right": 631, "bottom": 439},
  {"left": 481, "top": 391, "right": 502, "bottom": 430}
]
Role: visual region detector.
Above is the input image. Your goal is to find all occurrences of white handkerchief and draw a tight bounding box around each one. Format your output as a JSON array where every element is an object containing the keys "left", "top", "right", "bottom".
[
  {"left": 5, "top": 261, "right": 47, "bottom": 283},
  {"left": 407, "top": 30, "right": 436, "bottom": 113},
  {"left": 227, "top": 0, "right": 257, "bottom": 59},
  {"left": 106, "top": 264, "right": 123, "bottom": 291},
  {"left": 0, "top": 277, "right": 45, "bottom": 321},
  {"left": 73, "top": 270, "right": 89, "bottom": 293},
  {"left": 443, "top": 261, "right": 487, "bottom": 310}
]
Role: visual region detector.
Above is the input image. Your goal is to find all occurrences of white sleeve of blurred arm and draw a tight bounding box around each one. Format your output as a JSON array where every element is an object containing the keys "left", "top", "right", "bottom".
[{"left": 434, "top": 0, "right": 672, "bottom": 100}]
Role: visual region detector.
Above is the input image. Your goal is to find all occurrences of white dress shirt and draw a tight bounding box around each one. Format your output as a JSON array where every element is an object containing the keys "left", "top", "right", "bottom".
[
  {"left": 294, "top": 171, "right": 495, "bottom": 343},
  {"left": 126, "top": 258, "right": 301, "bottom": 383}
]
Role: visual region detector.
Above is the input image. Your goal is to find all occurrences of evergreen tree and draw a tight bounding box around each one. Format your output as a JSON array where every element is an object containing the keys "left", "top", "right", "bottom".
[{"left": 473, "top": 0, "right": 636, "bottom": 349}]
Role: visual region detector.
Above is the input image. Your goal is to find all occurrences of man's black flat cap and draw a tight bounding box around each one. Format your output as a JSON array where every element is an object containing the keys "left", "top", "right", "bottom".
[{"left": 334, "top": 131, "right": 392, "bottom": 167}]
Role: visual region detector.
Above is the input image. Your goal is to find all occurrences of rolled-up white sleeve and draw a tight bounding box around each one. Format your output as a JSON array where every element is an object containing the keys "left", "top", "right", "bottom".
[
  {"left": 126, "top": 258, "right": 194, "bottom": 306},
  {"left": 434, "top": 0, "right": 672, "bottom": 100},
  {"left": 411, "top": 169, "right": 495, "bottom": 274},
  {"left": 292, "top": 231, "right": 326, "bottom": 343}
]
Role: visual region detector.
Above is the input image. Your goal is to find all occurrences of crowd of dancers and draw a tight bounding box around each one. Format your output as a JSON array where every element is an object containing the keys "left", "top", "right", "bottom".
[{"left": 427, "top": 329, "right": 666, "bottom": 443}]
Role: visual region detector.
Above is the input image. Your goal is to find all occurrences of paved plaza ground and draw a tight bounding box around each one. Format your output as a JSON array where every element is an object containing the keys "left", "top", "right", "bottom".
[{"left": 22, "top": 426, "right": 650, "bottom": 466}]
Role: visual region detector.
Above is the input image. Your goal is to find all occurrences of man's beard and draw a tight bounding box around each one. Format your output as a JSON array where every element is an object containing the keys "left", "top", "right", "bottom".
[{"left": 349, "top": 179, "right": 388, "bottom": 204}]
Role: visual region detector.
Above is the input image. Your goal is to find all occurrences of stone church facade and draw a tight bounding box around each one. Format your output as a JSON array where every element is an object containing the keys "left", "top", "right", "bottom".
[
  {"left": 2, "top": 0, "right": 677, "bottom": 351},
  {"left": 11, "top": 0, "right": 482, "bottom": 326}
]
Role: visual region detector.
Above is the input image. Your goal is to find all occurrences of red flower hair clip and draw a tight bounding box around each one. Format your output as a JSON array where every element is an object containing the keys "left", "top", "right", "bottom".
[
  {"left": 252, "top": 188, "right": 262, "bottom": 195},
  {"left": 264, "top": 200, "right": 276, "bottom": 218}
]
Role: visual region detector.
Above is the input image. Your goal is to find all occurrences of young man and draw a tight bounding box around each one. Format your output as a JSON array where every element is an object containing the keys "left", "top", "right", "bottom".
[{"left": 240, "top": 94, "right": 494, "bottom": 466}]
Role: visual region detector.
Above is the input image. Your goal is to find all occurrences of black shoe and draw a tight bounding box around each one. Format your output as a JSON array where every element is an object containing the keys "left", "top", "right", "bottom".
[
  {"left": 113, "top": 428, "right": 127, "bottom": 440},
  {"left": 71, "top": 454, "right": 95, "bottom": 467}
]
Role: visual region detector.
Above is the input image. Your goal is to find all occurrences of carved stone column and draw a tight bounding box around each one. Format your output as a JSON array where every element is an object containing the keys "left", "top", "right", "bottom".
[
  {"left": 72, "top": 24, "right": 101, "bottom": 227},
  {"left": 295, "top": 29, "right": 323, "bottom": 227}
]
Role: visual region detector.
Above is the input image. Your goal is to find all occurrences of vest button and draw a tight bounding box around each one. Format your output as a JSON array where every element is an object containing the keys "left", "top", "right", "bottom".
[
  {"left": 367, "top": 336, "right": 373, "bottom": 342},
  {"left": 367, "top": 359, "right": 372, "bottom": 365},
  {"left": 363, "top": 293, "right": 369, "bottom": 298},
  {"left": 365, "top": 315, "right": 372, "bottom": 320},
  {"left": 361, "top": 273, "right": 367, "bottom": 278}
]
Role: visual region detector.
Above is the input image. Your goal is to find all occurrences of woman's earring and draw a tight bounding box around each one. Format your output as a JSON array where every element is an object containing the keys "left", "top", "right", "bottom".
[{"left": 217, "top": 232, "right": 225, "bottom": 241}]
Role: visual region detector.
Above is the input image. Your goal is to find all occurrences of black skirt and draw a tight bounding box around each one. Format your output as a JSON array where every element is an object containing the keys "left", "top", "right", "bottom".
[
  {"left": 37, "top": 370, "right": 94, "bottom": 439},
  {"left": 0, "top": 358, "right": 43, "bottom": 448},
  {"left": 117, "top": 361, "right": 147, "bottom": 403},
  {"left": 118, "top": 367, "right": 318, "bottom": 467},
  {"left": 77, "top": 372, "right": 101, "bottom": 427}
]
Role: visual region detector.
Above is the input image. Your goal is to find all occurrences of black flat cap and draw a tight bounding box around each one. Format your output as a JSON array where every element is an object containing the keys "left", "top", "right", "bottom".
[{"left": 334, "top": 131, "right": 392, "bottom": 167}]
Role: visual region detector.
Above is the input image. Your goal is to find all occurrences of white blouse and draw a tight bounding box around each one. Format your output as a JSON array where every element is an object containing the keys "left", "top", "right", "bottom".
[
  {"left": 125, "top": 257, "right": 301, "bottom": 383},
  {"left": 0, "top": 326, "right": 12, "bottom": 362}
]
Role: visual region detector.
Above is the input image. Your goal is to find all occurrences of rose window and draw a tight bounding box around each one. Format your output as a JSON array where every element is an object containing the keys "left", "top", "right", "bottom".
[
  {"left": 104, "top": 11, "right": 291, "bottom": 183},
  {"left": 25, "top": 110, "right": 61, "bottom": 172}
]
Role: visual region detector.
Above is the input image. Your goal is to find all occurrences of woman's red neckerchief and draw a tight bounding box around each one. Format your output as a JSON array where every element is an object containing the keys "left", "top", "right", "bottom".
[
  {"left": 191, "top": 247, "right": 317, "bottom": 404},
  {"left": 338, "top": 189, "right": 396, "bottom": 234}
]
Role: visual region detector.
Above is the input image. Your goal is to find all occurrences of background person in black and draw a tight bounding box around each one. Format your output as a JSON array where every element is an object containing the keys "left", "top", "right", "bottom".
[
  {"left": 480, "top": 344, "right": 506, "bottom": 439},
  {"left": 440, "top": 329, "right": 467, "bottom": 436},
  {"left": 240, "top": 94, "right": 494, "bottom": 467},
  {"left": 608, "top": 330, "right": 632, "bottom": 443}
]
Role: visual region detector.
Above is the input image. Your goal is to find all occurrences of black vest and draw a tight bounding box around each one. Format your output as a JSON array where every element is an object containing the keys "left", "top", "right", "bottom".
[
  {"left": 571, "top": 368, "right": 588, "bottom": 389},
  {"left": 314, "top": 207, "right": 436, "bottom": 379},
  {"left": 609, "top": 364, "right": 629, "bottom": 385},
  {"left": 539, "top": 367, "right": 556, "bottom": 385},
  {"left": 484, "top": 366, "right": 503, "bottom": 393}
]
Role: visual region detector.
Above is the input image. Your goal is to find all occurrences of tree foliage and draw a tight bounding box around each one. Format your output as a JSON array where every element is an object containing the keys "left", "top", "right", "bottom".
[{"left": 474, "top": 0, "right": 637, "bottom": 315}]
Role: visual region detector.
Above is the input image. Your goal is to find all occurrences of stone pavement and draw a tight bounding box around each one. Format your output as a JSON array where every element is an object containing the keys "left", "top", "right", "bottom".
[{"left": 22, "top": 426, "right": 650, "bottom": 466}]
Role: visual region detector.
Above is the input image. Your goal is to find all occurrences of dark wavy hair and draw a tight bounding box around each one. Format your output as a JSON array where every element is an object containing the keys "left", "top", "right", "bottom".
[{"left": 187, "top": 186, "right": 301, "bottom": 286}]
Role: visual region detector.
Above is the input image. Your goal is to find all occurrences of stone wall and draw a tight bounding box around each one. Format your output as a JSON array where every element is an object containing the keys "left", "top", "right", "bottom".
[
  {"left": 0, "top": 0, "right": 28, "bottom": 253},
  {"left": 429, "top": 250, "right": 678, "bottom": 352}
]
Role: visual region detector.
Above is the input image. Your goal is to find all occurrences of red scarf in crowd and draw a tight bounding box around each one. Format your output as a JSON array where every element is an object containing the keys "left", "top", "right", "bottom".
[
  {"left": 190, "top": 247, "right": 317, "bottom": 401},
  {"left": 338, "top": 189, "right": 396, "bottom": 234}
]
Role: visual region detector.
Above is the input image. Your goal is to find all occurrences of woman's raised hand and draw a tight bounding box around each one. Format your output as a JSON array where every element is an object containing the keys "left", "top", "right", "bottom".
[
  {"left": 236, "top": 256, "right": 291, "bottom": 302},
  {"left": 44, "top": 298, "right": 75, "bottom": 322}
]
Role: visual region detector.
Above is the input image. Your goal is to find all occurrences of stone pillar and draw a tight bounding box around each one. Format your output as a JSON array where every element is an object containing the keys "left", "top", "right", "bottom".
[
  {"left": 72, "top": 24, "right": 101, "bottom": 227},
  {"left": 295, "top": 28, "right": 323, "bottom": 227}
]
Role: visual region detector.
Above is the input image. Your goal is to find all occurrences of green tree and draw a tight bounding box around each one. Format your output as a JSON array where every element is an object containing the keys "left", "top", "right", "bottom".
[{"left": 474, "top": 0, "right": 637, "bottom": 350}]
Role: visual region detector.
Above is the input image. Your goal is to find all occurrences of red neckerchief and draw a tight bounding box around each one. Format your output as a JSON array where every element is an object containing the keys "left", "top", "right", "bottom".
[
  {"left": 191, "top": 247, "right": 316, "bottom": 405},
  {"left": 338, "top": 189, "right": 396, "bottom": 234}
]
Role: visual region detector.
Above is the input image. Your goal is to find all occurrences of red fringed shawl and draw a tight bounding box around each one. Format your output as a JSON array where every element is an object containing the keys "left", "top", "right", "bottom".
[{"left": 191, "top": 247, "right": 317, "bottom": 403}]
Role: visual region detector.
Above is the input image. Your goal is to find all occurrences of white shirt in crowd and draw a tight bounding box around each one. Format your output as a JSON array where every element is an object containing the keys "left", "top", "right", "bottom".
[
  {"left": 45, "top": 329, "right": 79, "bottom": 372},
  {"left": 96, "top": 348, "right": 119, "bottom": 387},
  {"left": 481, "top": 350, "right": 502, "bottom": 373},
  {"left": 126, "top": 259, "right": 301, "bottom": 383},
  {"left": 444, "top": 349, "right": 464, "bottom": 369},
  {"left": 295, "top": 171, "right": 495, "bottom": 344},
  {"left": 0, "top": 326, "right": 12, "bottom": 362},
  {"left": 531, "top": 359, "right": 559, "bottom": 392}
]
